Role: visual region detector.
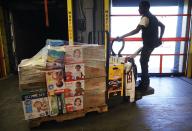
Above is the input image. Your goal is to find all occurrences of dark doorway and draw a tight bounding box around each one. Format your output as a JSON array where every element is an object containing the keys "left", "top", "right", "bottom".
[{"left": 6, "top": 0, "right": 68, "bottom": 64}]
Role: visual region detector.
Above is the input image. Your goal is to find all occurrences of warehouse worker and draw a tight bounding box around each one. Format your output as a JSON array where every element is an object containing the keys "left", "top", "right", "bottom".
[{"left": 117, "top": 0, "right": 165, "bottom": 92}]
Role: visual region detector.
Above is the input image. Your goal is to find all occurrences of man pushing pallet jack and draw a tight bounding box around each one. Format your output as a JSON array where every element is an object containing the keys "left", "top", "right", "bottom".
[
  {"left": 107, "top": 39, "right": 154, "bottom": 104},
  {"left": 106, "top": 0, "right": 165, "bottom": 104}
]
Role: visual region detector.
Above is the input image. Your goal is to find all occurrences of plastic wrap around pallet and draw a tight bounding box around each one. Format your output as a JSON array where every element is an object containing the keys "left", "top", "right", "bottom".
[{"left": 18, "top": 39, "right": 107, "bottom": 121}]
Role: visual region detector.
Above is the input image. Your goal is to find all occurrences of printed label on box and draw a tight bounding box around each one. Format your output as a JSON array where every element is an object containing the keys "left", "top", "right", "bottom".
[
  {"left": 65, "top": 64, "right": 85, "bottom": 82},
  {"left": 22, "top": 91, "right": 49, "bottom": 120},
  {"left": 74, "top": 96, "right": 83, "bottom": 111},
  {"left": 46, "top": 69, "right": 65, "bottom": 93},
  {"left": 65, "top": 97, "right": 74, "bottom": 113}
]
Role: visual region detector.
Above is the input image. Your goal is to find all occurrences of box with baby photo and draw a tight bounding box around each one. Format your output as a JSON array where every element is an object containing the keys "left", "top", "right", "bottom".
[
  {"left": 65, "top": 64, "right": 85, "bottom": 82},
  {"left": 64, "top": 45, "right": 105, "bottom": 64},
  {"left": 46, "top": 69, "right": 65, "bottom": 93},
  {"left": 65, "top": 80, "right": 85, "bottom": 97},
  {"left": 22, "top": 90, "right": 49, "bottom": 120},
  {"left": 74, "top": 96, "right": 83, "bottom": 111},
  {"left": 64, "top": 46, "right": 83, "bottom": 64},
  {"left": 65, "top": 96, "right": 83, "bottom": 112}
]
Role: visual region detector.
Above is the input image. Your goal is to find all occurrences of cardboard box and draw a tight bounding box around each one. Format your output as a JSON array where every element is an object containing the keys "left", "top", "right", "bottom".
[
  {"left": 84, "top": 61, "right": 106, "bottom": 79},
  {"left": 22, "top": 90, "right": 49, "bottom": 120},
  {"left": 19, "top": 67, "right": 46, "bottom": 89},
  {"left": 108, "top": 64, "right": 124, "bottom": 97},
  {"left": 84, "top": 89, "right": 106, "bottom": 108},
  {"left": 73, "top": 96, "right": 83, "bottom": 111},
  {"left": 48, "top": 93, "right": 67, "bottom": 116},
  {"left": 65, "top": 97, "right": 74, "bottom": 113},
  {"left": 46, "top": 48, "right": 65, "bottom": 69},
  {"left": 64, "top": 45, "right": 105, "bottom": 64},
  {"left": 65, "top": 64, "right": 85, "bottom": 81},
  {"left": 84, "top": 77, "right": 106, "bottom": 91},
  {"left": 46, "top": 69, "right": 65, "bottom": 93},
  {"left": 65, "top": 95, "right": 84, "bottom": 112},
  {"left": 65, "top": 62, "right": 106, "bottom": 81},
  {"left": 65, "top": 80, "right": 85, "bottom": 97},
  {"left": 48, "top": 95, "right": 59, "bottom": 116},
  {"left": 64, "top": 46, "right": 83, "bottom": 64}
]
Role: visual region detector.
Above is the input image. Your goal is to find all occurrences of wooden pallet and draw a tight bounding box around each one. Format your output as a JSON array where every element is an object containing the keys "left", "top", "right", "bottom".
[{"left": 29, "top": 104, "right": 108, "bottom": 128}]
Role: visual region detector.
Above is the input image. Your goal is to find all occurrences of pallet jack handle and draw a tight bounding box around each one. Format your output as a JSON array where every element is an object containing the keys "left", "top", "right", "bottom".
[{"left": 111, "top": 39, "right": 125, "bottom": 57}]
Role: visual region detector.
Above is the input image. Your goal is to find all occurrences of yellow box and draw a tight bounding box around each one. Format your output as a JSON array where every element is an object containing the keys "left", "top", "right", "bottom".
[{"left": 108, "top": 64, "right": 124, "bottom": 98}]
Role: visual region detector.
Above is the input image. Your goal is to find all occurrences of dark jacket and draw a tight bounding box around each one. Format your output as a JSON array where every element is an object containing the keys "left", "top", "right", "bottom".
[{"left": 142, "top": 12, "right": 159, "bottom": 48}]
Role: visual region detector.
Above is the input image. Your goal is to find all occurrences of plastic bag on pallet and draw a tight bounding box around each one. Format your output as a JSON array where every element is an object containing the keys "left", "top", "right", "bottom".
[
  {"left": 18, "top": 39, "right": 66, "bottom": 89},
  {"left": 124, "top": 62, "right": 135, "bottom": 102}
]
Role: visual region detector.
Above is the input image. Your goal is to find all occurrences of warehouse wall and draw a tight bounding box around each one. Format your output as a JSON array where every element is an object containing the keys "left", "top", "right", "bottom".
[{"left": 74, "top": 0, "right": 104, "bottom": 44}]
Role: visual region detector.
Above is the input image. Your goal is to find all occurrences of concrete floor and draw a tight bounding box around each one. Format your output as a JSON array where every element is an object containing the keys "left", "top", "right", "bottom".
[{"left": 1, "top": 75, "right": 192, "bottom": 131}]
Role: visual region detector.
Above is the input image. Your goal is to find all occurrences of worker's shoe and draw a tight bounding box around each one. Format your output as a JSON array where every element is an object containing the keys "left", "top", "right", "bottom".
[
  {"left": 136, "top": 80, "right": 148, "bottom": 90},
  {"left": 136, "top": 82, "right": 154, "bottom": 95}
]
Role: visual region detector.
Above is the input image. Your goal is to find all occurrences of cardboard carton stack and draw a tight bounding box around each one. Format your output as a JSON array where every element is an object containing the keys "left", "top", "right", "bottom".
[
  {"left": 18, "top": 40, "right": 106, "bottom": 120},
  {"left": 64, "top": 45, "right": 106, "bottom": 109},
  {"left": 45, "top": 42, "right": 68, "bottom": 116},
  {"left": 18, "top": 40, "right": 66, "bottom": 120},
  {"left": 18, "top": 66, "right": 46, "bottom": 89}
]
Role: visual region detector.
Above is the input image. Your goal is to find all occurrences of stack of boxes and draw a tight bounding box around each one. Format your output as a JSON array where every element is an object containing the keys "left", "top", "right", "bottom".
[
  {"left": 45, "top": 43, "right": 67, "bottom": 116},
  {"left": 19, "top": 66, "right": 49, "bottom": 120},
  {"left": 19, "top": 41, "right": 106, "bottom": 120},
  {"left": 64, "top": 45, "right": 106, "bottom": 109}
]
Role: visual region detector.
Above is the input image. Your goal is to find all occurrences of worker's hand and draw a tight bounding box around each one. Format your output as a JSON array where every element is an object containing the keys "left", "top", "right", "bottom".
[
  {"left": 155, "top": 38, "right": 162, "bottom": 47},
  {"left": 115, "top": 36, "right": 122, "bottom": 42},
  {"left": 158, "top": 38, "right": 162, "bottom": 45}
]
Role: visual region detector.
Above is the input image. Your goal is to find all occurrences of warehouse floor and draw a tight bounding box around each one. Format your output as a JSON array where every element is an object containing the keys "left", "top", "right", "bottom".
[{"left": 1, "top": 75, "right": 192, "bottom": 131}]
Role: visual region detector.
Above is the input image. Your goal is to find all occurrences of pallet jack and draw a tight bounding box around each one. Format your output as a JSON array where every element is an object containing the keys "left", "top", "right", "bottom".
[{"left": 106, "top": 38, "right": 154, "bottom": 106}]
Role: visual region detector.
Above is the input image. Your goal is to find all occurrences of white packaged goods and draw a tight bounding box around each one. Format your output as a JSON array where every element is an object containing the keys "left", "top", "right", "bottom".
[
  {"left": 22, "top": 89, "right": 49, "bottom": 120},
  {"left": 124, "top": 63, "right": 135, "bottom": 102},
  {"left": 18, "top": 45, "right": 48, "bottom": 89}
]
